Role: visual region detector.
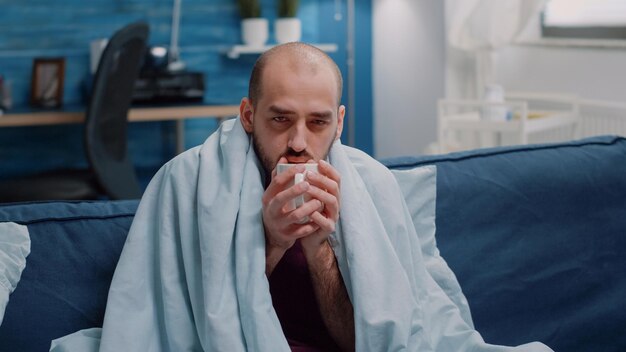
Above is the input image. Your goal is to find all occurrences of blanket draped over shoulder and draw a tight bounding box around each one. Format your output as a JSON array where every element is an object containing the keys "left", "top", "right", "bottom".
[{"left": 50, "top": 118, "right": 552, "bottom": 352}]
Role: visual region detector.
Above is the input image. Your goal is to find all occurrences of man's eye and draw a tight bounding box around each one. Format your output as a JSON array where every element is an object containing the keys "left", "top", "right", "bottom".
[
  {"left": 312, "top": 119, "right": 328, "bottom": 126},
  {"left": 272, "top": 116, "right": 288, "bottom": 123}
]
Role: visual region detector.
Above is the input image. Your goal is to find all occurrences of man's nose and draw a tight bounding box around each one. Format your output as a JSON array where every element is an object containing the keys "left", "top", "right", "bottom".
[{"left": 288, "top": 123, "right": 308, "bottom": 152}]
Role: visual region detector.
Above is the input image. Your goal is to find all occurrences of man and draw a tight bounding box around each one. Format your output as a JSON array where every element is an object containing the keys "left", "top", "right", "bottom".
[
  {"left": 51, "top": 43, "right": 552, "bottom": 352},
  {"left": 239, "top": 43, "right": 353, "bottom": 351}
]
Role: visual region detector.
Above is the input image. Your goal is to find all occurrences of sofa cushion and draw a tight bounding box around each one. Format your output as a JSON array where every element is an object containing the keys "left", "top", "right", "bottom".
[
  {"left": 391, "top": 165, "right": 474, "bottom": 328},
  {"left": 383, "top": 135, "right": 626, "bottom": 352},
  {"left": 0, "top": 200, "right": 138, "bottom": 352}
]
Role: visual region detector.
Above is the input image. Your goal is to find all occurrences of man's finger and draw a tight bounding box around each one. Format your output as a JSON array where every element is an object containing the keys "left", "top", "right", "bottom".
[
  {"left": 318, "top": 159, "right": 341, "bottom": 186},
  {"left": 271, "top": 156, "right": 289, "bottom": 179},
  {"left": 288, "top": 199, "right": 323, "bottom": 224},
  {"left": 306, "top": 185, "right": 339, "bottom": 219},
  {"left": 263, "top": 163, "right": 306, "bottom": 203},
  {"left": 309, "top": 211, "right": 336, "bottom": 234},
  {"left": 290, "top": 223, "right": 320, "bottom": 238},
  {"left": 269, "top": 181, "right": 310, "bottom": 214},
  {"left": 305, "top": 171, "right": 340, "bottom": 199}
]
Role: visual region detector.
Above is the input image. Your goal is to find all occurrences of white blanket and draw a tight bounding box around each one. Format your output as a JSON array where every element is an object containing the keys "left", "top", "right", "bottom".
[{"left": 51, "top": 118, "right": 552, "bottom": 351}]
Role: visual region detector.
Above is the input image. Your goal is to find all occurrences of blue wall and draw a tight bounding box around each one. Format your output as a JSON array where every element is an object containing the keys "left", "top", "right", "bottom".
[{"left": 0, "top": 0, "right": 372, "bottom": 181}]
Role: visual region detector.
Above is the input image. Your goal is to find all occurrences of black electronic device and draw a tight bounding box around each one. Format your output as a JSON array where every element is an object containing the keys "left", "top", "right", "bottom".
[{"left": 132, "top": 70, "right": 205, "bottom": 104}]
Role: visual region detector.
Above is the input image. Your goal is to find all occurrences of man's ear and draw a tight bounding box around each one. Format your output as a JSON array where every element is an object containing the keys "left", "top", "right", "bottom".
[
  {"left": 239, "top": 97, "right": 254, "bottom": 133},
  {"left": 335, "top": 105, "right": 346, "bottom": 140}
]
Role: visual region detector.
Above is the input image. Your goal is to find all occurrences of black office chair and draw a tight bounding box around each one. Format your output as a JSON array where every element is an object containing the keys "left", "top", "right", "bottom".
[{"left": 0, "top": 22, "right": 149, "bottom": 203}]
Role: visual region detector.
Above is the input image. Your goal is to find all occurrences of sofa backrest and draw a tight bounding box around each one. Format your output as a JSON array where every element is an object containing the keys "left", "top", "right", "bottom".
[
  {"left": 0, "top": 200, "right": 138, "bottom": 351},
  {"left": 2, "top": 136, "right": 625, "bottom": 352},
  {"left": 383, "top": 135, "right": 626, "bottom": 352}
]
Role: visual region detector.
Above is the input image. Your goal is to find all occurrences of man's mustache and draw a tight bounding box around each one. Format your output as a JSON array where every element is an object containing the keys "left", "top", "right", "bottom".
[{"left": 283, "top": 148, "right": 313, "bottom": 159}]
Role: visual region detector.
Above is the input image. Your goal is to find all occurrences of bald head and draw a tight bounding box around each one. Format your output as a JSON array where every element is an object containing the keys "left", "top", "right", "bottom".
[{"left": 248, "top": 42, "right": 343, "bottom": 108}]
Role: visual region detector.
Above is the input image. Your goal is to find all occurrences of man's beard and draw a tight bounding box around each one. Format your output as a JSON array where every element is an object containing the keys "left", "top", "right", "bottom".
[{"left": 252, "top": 129, "right": 336, "bottom": 184}]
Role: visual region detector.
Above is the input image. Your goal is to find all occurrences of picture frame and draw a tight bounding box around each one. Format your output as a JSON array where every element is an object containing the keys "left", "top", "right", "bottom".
[{"left": 30, "top": 57, "right": 65, "bottom": 108}]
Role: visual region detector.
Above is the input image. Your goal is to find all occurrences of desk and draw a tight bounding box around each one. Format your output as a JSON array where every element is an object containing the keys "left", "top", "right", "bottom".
[{"left": 0, "top": 104, "right": 240, "bottom": 154}]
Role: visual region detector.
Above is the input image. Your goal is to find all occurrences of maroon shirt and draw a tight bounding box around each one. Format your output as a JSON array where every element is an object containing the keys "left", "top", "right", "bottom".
[{"left": 269, "top": 241, "right": 342, "bottom": 351}]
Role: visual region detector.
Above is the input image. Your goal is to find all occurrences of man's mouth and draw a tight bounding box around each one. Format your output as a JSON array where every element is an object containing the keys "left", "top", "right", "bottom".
[
  {"left": 282, "top": 148, "right": 314, "bottom": 164},
  {"left": 285, "top": 157, "right": 310, "bottom": 164}
]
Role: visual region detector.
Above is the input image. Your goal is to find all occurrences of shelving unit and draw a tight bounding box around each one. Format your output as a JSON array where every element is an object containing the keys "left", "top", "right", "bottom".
[
  {"left": 226, "top": 43, "right": 338, "bottom": 59},
  {"left": 437, "top": 92, "right": 580, "bottom": 153}
]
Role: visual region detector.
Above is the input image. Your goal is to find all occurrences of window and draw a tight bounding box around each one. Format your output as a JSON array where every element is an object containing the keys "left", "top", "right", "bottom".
[{"left": 542, "top": 0, "right": 626, "bottom": 40}]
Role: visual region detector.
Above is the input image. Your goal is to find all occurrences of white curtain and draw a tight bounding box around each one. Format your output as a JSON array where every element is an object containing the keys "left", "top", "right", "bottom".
[{"left": 445, "top": 0, "right": 547, "bottom": 99}]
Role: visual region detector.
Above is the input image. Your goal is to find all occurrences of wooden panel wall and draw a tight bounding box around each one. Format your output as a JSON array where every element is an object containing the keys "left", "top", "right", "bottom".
[{"left": 0, "top": 0, "right": 334, "bottom": 179}]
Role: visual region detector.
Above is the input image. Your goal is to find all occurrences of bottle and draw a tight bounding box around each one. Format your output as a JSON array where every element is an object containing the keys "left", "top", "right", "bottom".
[{"left": 482, "top": 84, "right": 509, "bottom": 121}]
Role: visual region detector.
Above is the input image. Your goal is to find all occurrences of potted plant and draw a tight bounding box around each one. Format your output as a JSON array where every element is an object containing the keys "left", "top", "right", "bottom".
[
  {"left": 238, "top": 0, "right": 268, "bottom": 47},
  {"left": 275, "top": 0, "right": 301, "bottom": 43}
]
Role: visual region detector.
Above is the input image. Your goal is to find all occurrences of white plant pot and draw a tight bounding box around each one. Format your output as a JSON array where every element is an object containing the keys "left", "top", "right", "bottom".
[
  {"left": 242, "top": 18, "right": 269, "bottom": 47},
  {"left": 275, "top": 18, "right": 301, "bottom": 44}
]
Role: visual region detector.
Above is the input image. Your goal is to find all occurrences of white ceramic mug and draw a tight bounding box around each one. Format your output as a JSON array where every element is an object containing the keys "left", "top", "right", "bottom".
[{"left": 276, "top": 163, "right": 319, "bottom": 216}]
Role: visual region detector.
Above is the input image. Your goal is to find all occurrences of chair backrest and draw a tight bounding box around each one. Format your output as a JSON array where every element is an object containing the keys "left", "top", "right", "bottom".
[{"left": 84, "top": 22, "right": 149, "bottom": 200}]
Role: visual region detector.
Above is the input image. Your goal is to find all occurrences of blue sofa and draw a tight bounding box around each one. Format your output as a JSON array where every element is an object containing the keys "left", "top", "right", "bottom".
[{"left": 1, "top": 135, "right": 625, "bottom": 352}]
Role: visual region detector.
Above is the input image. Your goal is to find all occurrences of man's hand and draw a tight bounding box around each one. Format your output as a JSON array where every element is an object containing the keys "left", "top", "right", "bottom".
[
  {"left": 263, "top": 157, "right": 324, "bottom": 276},
  {"left": 299, "top": 159, "right": 341, "bottom": 258},
  {"left": 263, "top": 158, "right": 353, "bottom": 350},
  {"left": 297, "top": 160, "right": 354, "bottom": 351}
]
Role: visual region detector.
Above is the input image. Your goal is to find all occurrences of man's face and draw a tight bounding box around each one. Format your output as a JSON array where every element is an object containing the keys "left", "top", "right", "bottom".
[{"left": 240, "top": 60, "right": 345, "bottom": 176}]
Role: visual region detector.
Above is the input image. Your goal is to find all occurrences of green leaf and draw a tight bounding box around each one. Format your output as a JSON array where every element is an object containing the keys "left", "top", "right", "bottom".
[
  {"left": 277, "top": 0, "right": 299, "bottom": 18},
  {"left": 237, "top": 0, "right": 261, "bottom": 18}
]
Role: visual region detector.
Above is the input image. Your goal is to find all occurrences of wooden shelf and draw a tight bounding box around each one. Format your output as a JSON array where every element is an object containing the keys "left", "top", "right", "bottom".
[
  {"left": 0, "top": 104, "right": 240, "bottom": 127},
  {"left": 226, "top": 43, "right": 338, "bottom": 59},
  {"left": 0, "top": 104, "right": 240, "bottom": 154}
]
